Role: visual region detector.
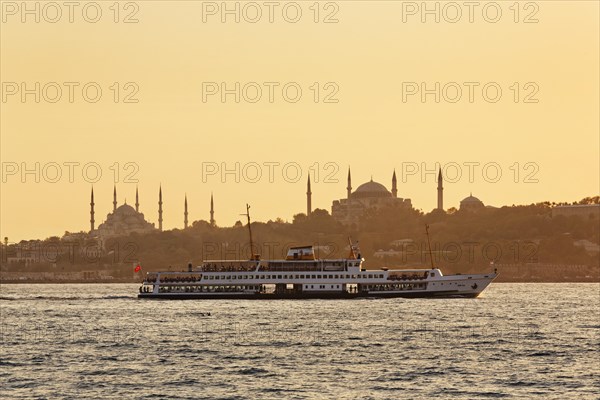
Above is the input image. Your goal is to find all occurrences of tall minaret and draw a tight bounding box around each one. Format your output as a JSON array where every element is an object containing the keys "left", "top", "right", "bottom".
[
  {"left": 113, "top": 185, "right": 117, "bottom": 212},
  {"left": 392, "top": 169, "right": 398, "bottom": 198},
  {"left": 346, "top": 167, "right": 352, "bottom": 198},
  {"left": 158, "top": 185, "right": 163, "bottom": 231},
  {"left": 184, "top": 194, "right": 188, "bottom": 229},
  {"left": 437, "top": 168, "right": 444, "bottom": 211},
  {"left": 306, "top": 173, "right": 312, "bottom": 216},
  {"left": 210, "top": 193, "right": 215, "bottom": 226},
  {"left": 90, "top": 187, "right": 95, "bottom": 231},
  {"left": 135, "top": 186, "right": 139, "bottom": 212}
]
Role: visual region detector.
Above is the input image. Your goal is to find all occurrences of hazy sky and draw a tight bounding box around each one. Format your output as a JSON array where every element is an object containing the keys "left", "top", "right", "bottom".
[{"left": 1, "top": 1, "right": 599, "bottom": 241}]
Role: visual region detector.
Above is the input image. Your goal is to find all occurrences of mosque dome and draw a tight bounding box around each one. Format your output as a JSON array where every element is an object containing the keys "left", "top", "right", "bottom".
[
  {"left": 352, "top": 179, "right": 391, "bottom": 199},
  {"left": 460, "top": 194, "right": 482, "bottom": 204},
  {"left": 460, "top": 193, "right": 485, "bottom": 210},
  {"left": 114, "top": 204, "right": 137, "bottom": 215},
  {"left": 96, "top": 202, "right": 155, "bottom": 237}
]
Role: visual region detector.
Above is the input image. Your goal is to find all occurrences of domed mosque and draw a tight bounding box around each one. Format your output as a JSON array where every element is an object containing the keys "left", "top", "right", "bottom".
[
  {"left": 89, "top": 185, "right": 217, "bottom": 239},
  {"left": 91, "top": 186, "right": 157, "bottom": 239},
  {"left": 331, "top": 168, "right": 412, "bottom": 226}
]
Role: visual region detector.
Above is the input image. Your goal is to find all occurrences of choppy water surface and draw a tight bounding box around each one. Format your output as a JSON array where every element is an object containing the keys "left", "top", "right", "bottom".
[{"left": 1, "top": 283, "right": 599, "bottom": 399}]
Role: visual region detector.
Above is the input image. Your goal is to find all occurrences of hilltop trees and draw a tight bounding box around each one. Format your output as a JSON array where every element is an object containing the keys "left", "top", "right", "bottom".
[{"left": 4, "top": 197, "right": 598, "bottom": 280}]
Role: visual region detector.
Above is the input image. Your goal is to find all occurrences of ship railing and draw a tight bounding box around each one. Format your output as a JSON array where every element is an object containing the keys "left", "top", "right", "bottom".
[
  {"left": 157, "top": 275, "right": 203, "bottom": 283},
  {"left": 366, "top": 282, "right": 427, "bottom": 291},
  {"left": 199, "top": 261, "right": 259, "bottom": 272},
  {"left": 258, "top": 265, "right": 322, "bottom": 272}
]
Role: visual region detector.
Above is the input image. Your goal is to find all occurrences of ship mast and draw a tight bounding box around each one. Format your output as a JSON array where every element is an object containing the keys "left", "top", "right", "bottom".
[
  {"left": 425, "top": 224, "right": 435, "bottom": 269},
  {"left": 347, "top": 236, "right": 356, "bottom": 259},
  {"left": 241, "top": 204, "right": 257, "bottom": 260}
]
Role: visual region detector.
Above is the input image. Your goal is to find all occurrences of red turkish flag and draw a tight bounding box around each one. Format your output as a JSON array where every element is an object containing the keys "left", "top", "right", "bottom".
[{"left": 134, "top": 264, "right": 141, "bottom": 273}]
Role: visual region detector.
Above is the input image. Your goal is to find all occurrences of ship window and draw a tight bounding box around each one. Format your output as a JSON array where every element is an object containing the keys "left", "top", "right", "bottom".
[
  {"left": 312, "top": 275, "right": 316, "bottom": 279},
  {"left": 368, "top": 274, "right": 373, "bottom": 279},
  {"left": 317, "top": 275, "right": 322, "bottom": 279},
  {"left": 311, "top": 285, "right": 314, "bottom": 289},
  {"left": 430, "top": 272, "right": 435, "bottom": 277},
  {"left": 278, "top": 275, "right": 282, "bottom": 279},
  {"left": 334, "top": 275, "right": 339, "bottom": 279}
]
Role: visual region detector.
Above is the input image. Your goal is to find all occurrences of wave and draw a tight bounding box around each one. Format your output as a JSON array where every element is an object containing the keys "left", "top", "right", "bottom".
[
  {"left": 0, "top": 295, "right": 134, "bottom": 301},
  {"left": 237, "top": 367, "right": 269, "bottom": 375}
]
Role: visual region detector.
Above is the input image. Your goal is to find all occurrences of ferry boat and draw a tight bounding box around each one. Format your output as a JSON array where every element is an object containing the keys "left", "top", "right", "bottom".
[
  {"left": 138, "top": 206, "right": 497, "bottom": 300},
  {"left": 138, "top": 246, "right": 496, "bottom": 299}
]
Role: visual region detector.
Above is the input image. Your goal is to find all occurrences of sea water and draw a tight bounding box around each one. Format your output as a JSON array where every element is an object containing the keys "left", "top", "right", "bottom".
[{"left": 1, "top": 283, "right": 599, "bottom": 399}]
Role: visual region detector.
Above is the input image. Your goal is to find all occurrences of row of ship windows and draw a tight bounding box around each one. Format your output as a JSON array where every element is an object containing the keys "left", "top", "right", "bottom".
[
  {"left": 204, "top": 273, "right": 385, "bottom": 280},
  {"left": 309, "top": 285, "right": 341, "bottom": 289}
]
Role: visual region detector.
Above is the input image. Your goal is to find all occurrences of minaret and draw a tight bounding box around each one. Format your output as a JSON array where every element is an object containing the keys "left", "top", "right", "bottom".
[
  {"left": 184, "top": 194, "right": 188, "bottom": 229},
  {"left": 158, "top": 185, "right": 163, "bottom": 231},
  {"left": 437, "top": 168, "right": 444, "bottom": 211},
  {"left": 90, "top": 187, "right": 95, "bottom": 231},
  {"left": 113, "top": 185, "right": 117, "bottom": 212},
  {"left": 392, "top": 169, "right": 398, "bottom": 198},
  {"left": 306, "top": 173, "right": 312, "bottom": 216},
  {"left": 210, "top": 193, "right": 215, "bottom": 226},
  {"left": 346, "top": 167, "right": 352, "bottom": 198},
  {"left": 135, "top": 186, "right": 139, "bottom": 212}
]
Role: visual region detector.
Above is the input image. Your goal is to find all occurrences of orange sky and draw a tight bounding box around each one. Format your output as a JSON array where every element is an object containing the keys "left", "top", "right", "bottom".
[{"left": 1, "top": 1, "right": 599, "bottom": 241}]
